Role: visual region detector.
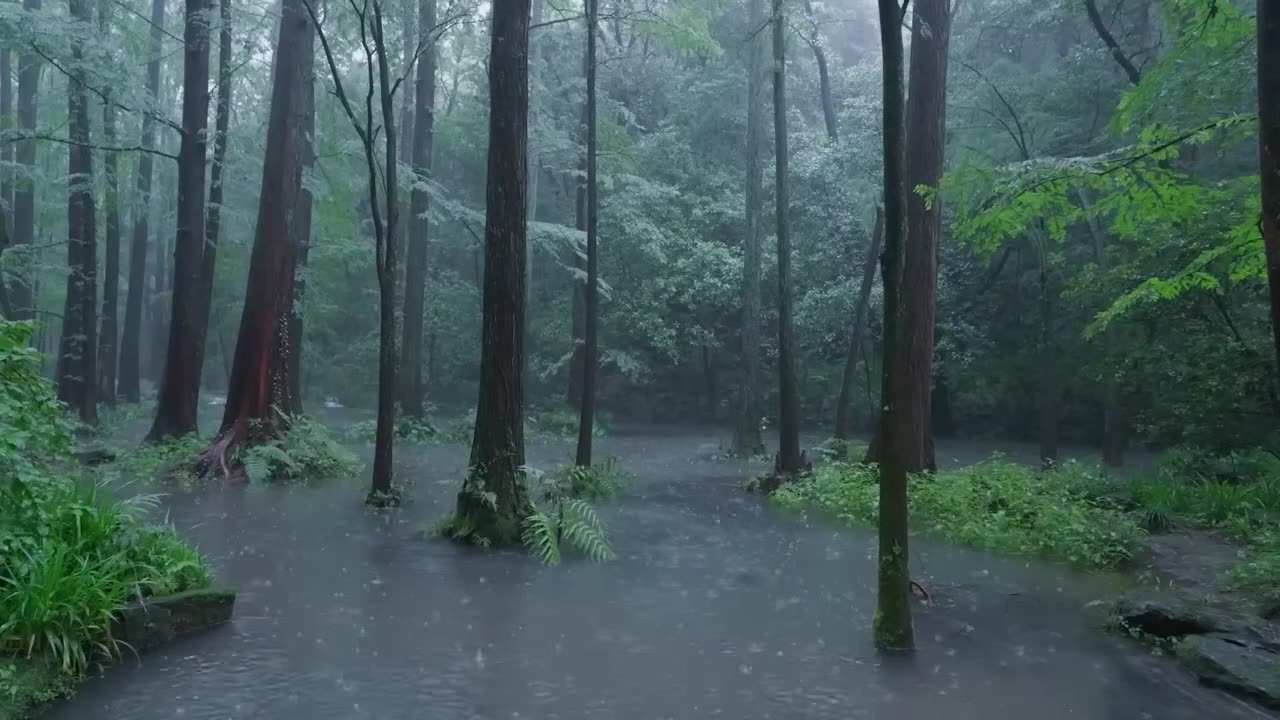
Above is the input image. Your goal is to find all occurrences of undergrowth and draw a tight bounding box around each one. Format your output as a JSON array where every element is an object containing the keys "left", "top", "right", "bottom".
[
  {"left": 236, "top": 416, "right": 361, "bottom": 483},
  {"left": 773, "top": 457, "right": 1142, "bottom": 568},
  {"left": 526, "top": 408, "right": 610, "bottom": 440}
]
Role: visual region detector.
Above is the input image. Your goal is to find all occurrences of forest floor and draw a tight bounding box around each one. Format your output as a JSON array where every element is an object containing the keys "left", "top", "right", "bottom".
[{"left": 37, "top": 412, "right": 1276, "bottom": 719}]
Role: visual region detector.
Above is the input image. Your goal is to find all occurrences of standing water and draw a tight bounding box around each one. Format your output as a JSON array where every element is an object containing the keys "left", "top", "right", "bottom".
[{"left": 46, "top": 425, "right": 1273, "bottom": 719}]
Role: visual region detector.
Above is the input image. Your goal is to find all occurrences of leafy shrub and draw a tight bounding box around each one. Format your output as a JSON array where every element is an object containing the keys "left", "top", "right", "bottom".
[
  {"left": 526, "top": 407, "right": 609, "bottom": 440},
  {"left": 238, "top": 416, "right": 361, "bottom": 483},
  {"left": 1227, "top": 531, "right": 1280, "bottom": 606},
  {"left": 773, "top": 457, "right": 1142, "bottom": 568},
  {"left": 339, "top": 416, "right": 440, "bottom": 444},
  {"left": 0, "top": 321, "right": 72, "bottom": 477}
]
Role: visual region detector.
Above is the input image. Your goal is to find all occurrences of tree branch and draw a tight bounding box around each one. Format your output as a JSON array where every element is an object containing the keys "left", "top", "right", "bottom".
[
  {"left": 1083, "top": 0, "right": 1141, "bottom": 86},
  {"left": 2, "top": 131, "right": 179, "bottom": 159}
]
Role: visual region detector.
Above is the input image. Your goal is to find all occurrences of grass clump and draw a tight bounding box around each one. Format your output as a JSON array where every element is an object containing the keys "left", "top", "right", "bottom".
[{"left": 773, "top": 457, "right": 1142, "bottom": 568}]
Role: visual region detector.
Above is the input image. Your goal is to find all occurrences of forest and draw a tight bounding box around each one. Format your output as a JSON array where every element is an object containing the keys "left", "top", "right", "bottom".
[{"left": 1, "top": 0, "right": 1280, "bottom": 716}]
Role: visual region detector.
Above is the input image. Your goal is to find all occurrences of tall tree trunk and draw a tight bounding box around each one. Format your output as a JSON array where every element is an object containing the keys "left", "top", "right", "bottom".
[
  {"left": 732, "top": 0, "right": 766, "bottom": 457},
  {"left": 196, "top": 0, "right": 234, "bottom": 396},
  {"left": 57, "top": 0, "right": 98, "bottom": 425},
  {"left": 1077, "top": 188, "right": 1125, "bottom": 467},
  {"left": 119, "top": 0, "right": 165, "bottom": 402},
  {"left": 574, "top": 0, "right": 599, "bottom": 467},
  {"left": 456, "top": 0, "right": 533, "bottom": 543},
  {"left": 834, "top": 205, "right": 883, "bottom": 439},
  {"left": 203, "top": 0, "right": 313, "bottom": 475},
  {"left": 288, "top": 47, "right": 315, "bottom": 414},
  {"left": 11, "top": 0, "right": 41, "bottom": 322},
  {"left": 800, "top": 0, "right": 838, "bottom": 142},
  {"left": 148, "top": 0, "right": 212, "bottom": 441},
  {"left": 399, "top": 0, "right": 438, "bottom": 419},
  {"left": 0, "top": 47, "right": 11, "bottom": 318},
  {"left": 97, "top": 2, "right": 121, "bottom": 404},
  {"left": 874, "top": 0, "right": 914, "bottom": 654},
  {"left": 772, "top": 0, "right": 802, "bottom": 475},
  {"left": 525, "top": 0, "right": 545, "bottom": 383},
  {"left": 1260, "top": 0, "right": 1280, "bottom": 390},
  {"left": 567, "top": 101, "right": 588, "bottom": 410},
  {"left": 867, "top": 0, "right": 951, "bottom": 473},
  {"left": 1037, "top": 258, "right": 1060, "bottom": 466}
]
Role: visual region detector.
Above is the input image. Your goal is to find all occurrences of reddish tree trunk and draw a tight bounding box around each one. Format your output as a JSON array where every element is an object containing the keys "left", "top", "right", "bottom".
[
  {"left": 149, "top": 0, "right": 212, "bottom": 441},
  {"left": 205, "top": 0, "right": 313, "bottom": 473},
  {"left": 56, "top": 0, "right": 98, "bottom": 426},
  {"left": 399, "top": 0, "right": 438, "bottom": 419},
  {"left": 456, "top": 0, "right": 533, "bottom": 544},
  {"left": 118, "top": 0, "right": 164, "bottom": 403},
  {"left": 1261, "top": 0, "right": 1280, "bottom": 389}
]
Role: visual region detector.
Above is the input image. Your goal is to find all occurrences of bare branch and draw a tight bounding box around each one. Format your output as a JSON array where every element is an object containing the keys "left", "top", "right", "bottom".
[{"left": 2, "top": 131, "right": 180, "bottom": 159}]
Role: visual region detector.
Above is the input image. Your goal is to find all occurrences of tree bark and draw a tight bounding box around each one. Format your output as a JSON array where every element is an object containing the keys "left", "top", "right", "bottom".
[
  {"left": 800, "top": 0, "right": 838, "bottom": 142},
  {"left": 204, "top": 0, "right": 312, "bottom": 474},
  {"left": 398, "top": 0, "right": 438, "bottom": 419},
  {"left": 567, "top": 101, "right": 588, "bottom": 410},
  {"left": 574, "top": 0, "right": 599, "bottom": 467},
  {"left": 1260, "top": 0, "right": 1280, "bottom": 393},
  {"left": 457, "top": 0, "right": 533, "bottom": 543},
  {"left": 0, "top": 47, "right": 10, "bottom": 241},
  {"left": 525, "top": 0, "right": 545, "bottom": 382},
  {"left": 148, "top": 0, "right": 212, "bottom": 441},
  {"left": 196, "top": 0, "right": 234, "bottom": 395},
  {"left": 868, "top": 0, "right": 951, "bottom": 473},
  {"left": 772, "top": 0, "right": 802, "bottom": 475},
  {"left": 57, "top": 0, "right": 99, "bottom": 425},
  {"left": 834, "top": 204, "right": 883, "bottom": 439},
  {"left": 10, "top": 0, "right": 42, "bottom": 322},
  {"left": 288, "top": 46, "right": 315, "bottom": 414},
  {"left": 96, "top": 2, "right": 120, "bottom": 404},
  {"left": 732, "top": 0, "right": 766, "bottom": 457},
  {"left": 119, "top": 0, "right": 165, "bottom": 403},
  {"left": 874, "top": 0, "right": 914, "bottom": 654}
]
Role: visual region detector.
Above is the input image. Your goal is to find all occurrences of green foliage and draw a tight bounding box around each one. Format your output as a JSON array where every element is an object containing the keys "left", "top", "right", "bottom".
[
  {"left": 520, "top": 499, "right": 616, "bottom": 567},
  {"left": 774, "top": 458, "right": 1142, "bottom": 568},
  {"left": 0, "top": 322, "right": 72, "bottom": 479},
  {"left": 235, "top": 416, "right": 361, "bottom": 483},
  {"left": 339, "top": 416, "right": 440, "bottom": 444},
  {"left": 526, "top": 407, "right": 610, "bottom": 440}
]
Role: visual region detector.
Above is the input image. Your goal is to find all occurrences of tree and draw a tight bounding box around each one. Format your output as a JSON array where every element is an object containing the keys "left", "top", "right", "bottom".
[
  {"left": 119, "top": 0, "right": 165, "bottom": 403},
  {"left": 0, "top": 45, "right": 11, "bottom": 316},
  {"left": 874, "top": 0, "right": 914, "bottom": 653},
  {"left": 96, "top": 0, "right": 121, "bottom": 403},
  {"left": 399, "top": 0, "right": 439, "bottom": 420},
  {"left": 574, "top": 0, "right": 599, "bottom": 467},
  {"left": 10, "top": 0, "right": 41, "bottom": 322},
  {"left": 56, "top": 0, "right": 99, "bottom": 425},
  {"left": 454, "top": 0, "right": 534, "bottom": 543},
  {"left": 148, "top": 0, "right": 212, "bottom": 441},
  {"left": 1259, "top": 0, "right": 1280, "bottom": 394},
  {"left": 196, "top": 0, "right": 235, "bottom": 394},
  {"left": 287, "top": 35, "right": 315, "bottom": 413},
  {"left": 307, "top": 0, "right": 401, "bottom": 503},
  {"left": 772, "top": 0, "right": 802, "bottom": 475},
  {"left": 202, "top": 0, "right": 313, "bottom": 474},
  {"left": 834, "top": 205, "right": 883, "bottom": 439},
  {"left": 732, "top": 0, "right": 767, "bottom": 458}
]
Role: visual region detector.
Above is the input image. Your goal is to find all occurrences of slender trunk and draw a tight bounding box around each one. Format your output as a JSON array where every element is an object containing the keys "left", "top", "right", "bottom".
[
  {"left": 732, "top": 0, "right": 766, "bottom": 457},
  {"left": 874, "top": 0, "right": 914, "bottom": 653},
  {"left": 11, "top": 0, "right": 42, "bottom": 322},
  {"left": 772, "top": 0, "right": 802, "bottom": 474},
  {"left": 204, "top": 0, "right": 312, "bottom": 473},
  {"left": 57, "top": 0, "right": 98, "bottom": 425},
  {"left": 196, "top": 0, "right": 234, "bottom": 398},
  {"left": 575, "top": 0, "right": 599, "bottom": 467},
  {"left": 1260, "top": 0, "right": 1280, "bottom": 391},
  {"left": 148, "top": 0, "right": 212, "bottom": 441},
  {"left": 399, "top": 0, "right": 438, "bottom": 419},
  {"left": 97, "top": 55, "right": 121, "bottom": 404},
  {"left": 457, "top": 0, "right": 533, "bottom": 543},
  {"left": 1037, "top": 260, "right": 1060, "bottom": 466},
  {"left": 800, "top": 0, "right": 838, "bottom": 142},
  {"left": 119, "top": 0, "right": 164, "bottom": 402},
  {"left": 1077, "top": 188, "right": 1125, "bottom": 466},
  {"left": 524, "top": 0, "right": 544, "bottom": 401},
  {"left": 835, "top": 205, "right": 883, "bottom": 439},
  {"left": 393, "top": 0, "right": 415, "bottom": 285},
  {"left": 567, "top": 101, "right": 588, "bottom": 410},
  {"left": 0, "top": 47, "right": 10, "bottom": 241}
]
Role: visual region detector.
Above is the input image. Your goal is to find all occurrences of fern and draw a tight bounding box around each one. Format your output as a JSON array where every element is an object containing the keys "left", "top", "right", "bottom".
[
  {"left": 521, "top": 511, "right": 562, "bottom": 566},
  {"left": 560, "top": 498, "right": 615, "bottom": 561}
]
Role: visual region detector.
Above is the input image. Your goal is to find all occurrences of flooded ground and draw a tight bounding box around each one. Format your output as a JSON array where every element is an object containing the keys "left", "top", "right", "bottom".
[{"left": 46, "top": 417, "right": 1273, "bottom": 719}]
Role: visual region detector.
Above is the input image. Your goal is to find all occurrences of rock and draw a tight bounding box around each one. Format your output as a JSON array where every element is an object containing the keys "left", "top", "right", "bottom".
[
  {"left": 113, "top": 588, "right": 236, "bottom": 653},
  {"left": 74, "top": 448, "right": 117, "bottom": 466},
  {"left": 1112, "top": 594, "right": 1242, "bottom": 638},
  {"left": 1178, "top": 634, "right": 1280, "bottom": 709}
]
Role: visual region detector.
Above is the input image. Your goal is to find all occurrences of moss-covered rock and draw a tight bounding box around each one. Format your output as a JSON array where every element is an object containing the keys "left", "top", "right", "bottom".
[
  {"left": 112, "top": 587, "right": 236, "bottom": 653},
  {"left": 1177, "top": 634, "right": 1280, "bottom": 709}
]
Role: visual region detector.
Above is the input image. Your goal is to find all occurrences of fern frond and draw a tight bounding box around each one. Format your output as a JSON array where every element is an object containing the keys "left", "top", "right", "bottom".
[
  {"left": 560, "top": 499, "right": 614, "bottom": 561},
  {"left": 521, "top": 511, "right": 562, "bottom": 566}
]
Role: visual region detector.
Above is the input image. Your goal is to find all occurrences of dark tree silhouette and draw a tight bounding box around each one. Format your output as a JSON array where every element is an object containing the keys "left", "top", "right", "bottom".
[
  {"left": 574, "top": 0, "right": 599, "bottom": 466},
  {"left": 834, "top": 206, "right": 883, "bottom": 439},
  {"left": 874, "top": 0, "right": 914, "bottom": 653},
  {"left": 1261, "top": 0, "right": 1280, "bottom": 386},
  {"left": 0, "top": 47, "right": 12, "bottom": 316},
  {"left": 202, "top": 0, "right": 313, "bottom": 474},
  {"left": 148, "top": 0, "right": 212, "bottom": 441},
  {"left": 399, "top": 0, "right": 438, "bottom": 420},
  {"left": 119, "top": 0, "right": 166, "bottom": 403},
  {"left": 455, "top": 0, "right": 534, "bottom": 543},
  {"left": 732, "top": 0, "right": 766, "bottom": 458},
  {"left": 10, "top": 0, "right": 42, "bottom": 322},
  {"left": 287, "top": 42, "right": 315, "bottom": 414},
  {"left": 56, "top": 0, "right": 99, "bottom": 426},
  {"left": 772, "top": 0, "right": 802, "bottom": 475}
]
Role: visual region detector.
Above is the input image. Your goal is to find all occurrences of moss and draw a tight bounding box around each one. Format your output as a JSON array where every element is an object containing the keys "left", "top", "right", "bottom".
[{"left": 0, "top": 657, "right": 76, "bottom": 720}]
